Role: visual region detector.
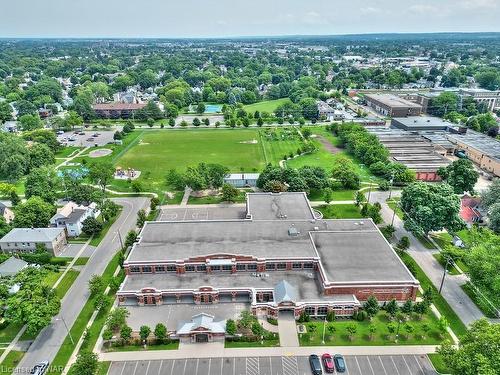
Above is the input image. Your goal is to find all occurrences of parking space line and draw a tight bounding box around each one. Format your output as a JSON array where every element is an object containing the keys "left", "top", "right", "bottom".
[
  {"left": 354, "top": 357, "right": 363, "bottom": 374},
  {"left": 195, "top": 359, "right": 199, "bottom": 375},
  {"left": 220, "top": 357, "right": 224, "bottom": 375},
  {"left": 390, "top": 356, "right": 401, "bottom": 375},
  {"left": 158, "top": 360, "right": 163, "bottom": 375},
  {"left": 401, "top": 356, "right": 412, "bottom": 374},
  {"left": 366, "top": 356, "right": 376, "bottom": 375},
  {"left": 378, "top": 356, "right": 388, "bottom": 375},
  {"left": 145, "top": 361, "right": 151, "bottom": 375},
  {"left": 170, "top": 359, "right": 175, "bottom": 375},
  {"left": 119, "top": 362, "right": 126, "bottom": 375},
  {"left": 132, "top": 361, "right": 138, "bottom": 375},
  {"left": 208, "top": 358, "right": 211, "bottom": 375},
  {"left": 182, "top": 359, "right": 188, "bottom": 375},
  {"left": 233, "top": 357, "right": 236, "bottom": 375},
  {"left": 182, "top": 209, "right": 188, "bottom": 221},
  {"left": 412, "top": 355, "right": 425, "bottom": 374}
]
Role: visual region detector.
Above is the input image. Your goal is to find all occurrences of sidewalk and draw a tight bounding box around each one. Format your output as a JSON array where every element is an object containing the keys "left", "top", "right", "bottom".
[{"left": 98, "top": 344, "right": 439, "bottom": 362}]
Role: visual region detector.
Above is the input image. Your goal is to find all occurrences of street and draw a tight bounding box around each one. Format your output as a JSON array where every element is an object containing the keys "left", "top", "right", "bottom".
[
  {"left": 15, "top": 197, "right": 149, "bottom": 372},
  {"left": 107, "top": 355, "right": 436, "bottom": 375}
]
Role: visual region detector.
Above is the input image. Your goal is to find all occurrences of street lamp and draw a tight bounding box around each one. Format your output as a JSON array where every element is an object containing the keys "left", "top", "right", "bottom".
[
  {"left": 439, "top": 257, "right": 452, "bottom": 294},
  {"left": 321, "top": 315, "right": 327, "bottom": 345},
  {"left": 56, "top": 317, "right": 74, "bottom": 345},
  {"left": 395, "top": 319, "right": 402, "bottom": 343}
]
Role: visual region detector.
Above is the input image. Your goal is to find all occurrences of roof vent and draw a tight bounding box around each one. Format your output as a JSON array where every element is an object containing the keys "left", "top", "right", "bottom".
[{"left": 313, "top": 226, "right": 320, "bottom": 231}]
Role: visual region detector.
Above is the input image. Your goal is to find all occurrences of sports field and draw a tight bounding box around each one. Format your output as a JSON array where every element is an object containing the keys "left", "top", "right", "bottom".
[
  {"left": 243, "top": 98, "right": 291, "bottom": 114},
  {"left": 117, "top": 130, "right": 266, "bottom": 179}
]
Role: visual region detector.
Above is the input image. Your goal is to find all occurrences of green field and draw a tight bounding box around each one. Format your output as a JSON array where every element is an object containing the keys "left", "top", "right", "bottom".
[
  {"left": 259, "top": 128, "right": 305, "bottom": 165},
  {"left": 317, "top": 204, "right": 363, "bottom": 219},
  {"left": 243, "top": 98, "right": 291, "bottom": 114}
]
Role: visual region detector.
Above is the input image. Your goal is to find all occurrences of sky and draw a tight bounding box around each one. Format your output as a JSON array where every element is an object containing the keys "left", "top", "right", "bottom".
[{"left": 1, "top": 0, "right": 499, "bottom": 38}]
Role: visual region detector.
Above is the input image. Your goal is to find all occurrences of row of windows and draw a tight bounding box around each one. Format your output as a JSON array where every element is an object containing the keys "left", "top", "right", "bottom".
[
  {"left": 304, "top": 305, "right": 355, "bottom": 315},
  {"left": 129, "top": 262, "right": 315, "bottom": 273}
]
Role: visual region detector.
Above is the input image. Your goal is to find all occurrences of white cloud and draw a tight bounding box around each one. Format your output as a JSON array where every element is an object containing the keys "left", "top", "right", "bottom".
[{"left": 460, "top": 0, "right": 498, "bottom": 10}]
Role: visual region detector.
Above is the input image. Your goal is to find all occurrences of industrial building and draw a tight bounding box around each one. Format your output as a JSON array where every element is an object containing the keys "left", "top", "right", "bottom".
[{"left": 364, "top": 94, "right": 423, "bottom": 117}]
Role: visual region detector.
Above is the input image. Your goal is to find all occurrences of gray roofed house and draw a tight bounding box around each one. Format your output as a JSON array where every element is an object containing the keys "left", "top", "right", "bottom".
[
  {"left": 176, "top": 313, "right": 226, "bottom": 343},
  {"left": 0, "top": 228, "right": 67, "bottom": 256},
  {"left": 50, "top": 201, "right": 100, "bottom": 237},
  {"left": 0, "top": 202, "right": 15, "bottom": 224},
  {"left": 0, "top": 257, "right": 28, "bottom": 277}
]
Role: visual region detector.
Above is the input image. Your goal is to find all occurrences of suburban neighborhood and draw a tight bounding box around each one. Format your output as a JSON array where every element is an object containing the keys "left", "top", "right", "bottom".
[{"left": 0, "top": 2, "right": 499, "bottom": 375}]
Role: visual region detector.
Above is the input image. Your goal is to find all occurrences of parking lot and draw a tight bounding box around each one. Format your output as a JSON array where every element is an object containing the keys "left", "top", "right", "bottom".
[
  {"left": 57, "top": 130, "right": 115, "bottom": 147},
  {"left": 158, "top": 206, "right": 246, "bottom": 222},
  {"left": 107, "top": 354, "right": 436, "bottom": 375}
]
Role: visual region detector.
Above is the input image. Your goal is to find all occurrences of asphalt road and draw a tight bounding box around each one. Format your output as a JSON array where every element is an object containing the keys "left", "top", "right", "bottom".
[
  {"left": 15, "top": 197, "right": 149, "bottom": 373},
  {"left": 107, "top": 354, "right": 436, "bottom": 375}
]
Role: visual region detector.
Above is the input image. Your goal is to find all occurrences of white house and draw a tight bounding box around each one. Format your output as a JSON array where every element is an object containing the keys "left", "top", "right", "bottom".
[
  {"left": 0, "top": 228, "right": 67, "bottom": 256},
  {"left": 50, "top": 201, "right": 100, "bottom": 237}
]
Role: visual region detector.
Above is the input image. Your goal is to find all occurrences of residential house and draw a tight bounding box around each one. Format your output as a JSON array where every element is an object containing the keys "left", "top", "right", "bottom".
[
  {"left": 459, "top": 195, "right": 483, "bottom": 227},
  {"left": 0, "top": 257, "right": 28, "bottom": 277},
  {"left": 0, "top": 203, "right": 14, "bottom": 224},
  {"left": 50, "top": 201, "right": 100, "bottom": 237},
  {"left": 0, "top": 228, "right": 67, "bottom": 256}
]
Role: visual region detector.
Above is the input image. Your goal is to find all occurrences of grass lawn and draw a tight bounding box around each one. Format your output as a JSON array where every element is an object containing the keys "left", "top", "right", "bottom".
[
  {"left": 427, "top": 353, "right": 451, "bottom": 374},
  {"left": 259, "top": 128, "right": 305, "bottom": 165},
  {"left": 115, "top": 129, "right": 266, "bottom": 194},
  {"left": 47, "top": 252, "right": 122, "bottom": 375},
  {"left": 461, "top": 282, "right": 499, "bottom": 319},
  {"left": 0, "top": 323, "right": 25, "bottom": 344},
  {"left": 43, "top": 270, "right": 63, "bottom": 288},
  {"left": 224, "top": 338, "right": 280, "bottom": 348},
  {"left": 399, "top": 252, "right": 467, "bottom": 337},
  {"left": 55, "top": 270, "right": 80, "bottom": 299},
  {"left": 432, "top": 254, "right": 461, "bottom": 276},
  {"left": 55, "top": 146, "right": 82, "bottom": 158},
  {"left": 105, "top": 342, "right": 179, "bottom": 352},
  {"left": 316, "top": 204, "right": 363, "bottom": 219},
  {"left": 308, "top": 188, "right": 357, "bottom": 202},
  {"left": 165, "top": 191, "right": 184, "bottom": 205},
  {"left": 299, "top": 311, "right": 449, "bottom": 346},
  {"left": 188, "top": 191, "right": 247, "bottom": 205},
  {"left": 97, "top": 362, "right": 111, "bottom": 375},
  {"left": 0, "top": 350, "right": 24, "bottom": 370},
  {"left": 243, "top": 98, "right": 291, "bottom": 113}
]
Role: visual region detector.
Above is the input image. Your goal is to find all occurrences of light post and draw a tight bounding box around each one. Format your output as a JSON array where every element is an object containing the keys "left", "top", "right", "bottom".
[
  {"left": 321, "top": 315, "right": 327, "bottom": 345},
  {"left": 439, "top": 257, "right": 452, "bottom": 294},
  {"left": 391, "top": 203, "right": 397, "bottom": 227},
  {"left": 56, "top": 317, "right": 74, "bottom": 345},
  {"left": 388, "top": 173, "right": 395, "bottom": 200},
  {"left": 395, "top": 319, "right": 402, "bottom": 343}
]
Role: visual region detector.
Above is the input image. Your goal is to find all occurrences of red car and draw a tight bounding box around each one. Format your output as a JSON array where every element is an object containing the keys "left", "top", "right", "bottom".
[{"left": 322, "top": 353, "right": 335, "bottom": 373}]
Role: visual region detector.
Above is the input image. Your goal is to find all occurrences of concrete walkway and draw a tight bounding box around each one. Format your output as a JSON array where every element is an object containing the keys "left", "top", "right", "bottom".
[
  {"left": 98, "top": 344, "right": 439, "bottom": 362},
  {"left": 257, "top": 317, "right": 279, "bottom": 333},
  {"left": 180, "top": 187, "right": 192, "bottom": 206},
  {"left": 277, "top": 312, "right": 299, "bottom": 347}
]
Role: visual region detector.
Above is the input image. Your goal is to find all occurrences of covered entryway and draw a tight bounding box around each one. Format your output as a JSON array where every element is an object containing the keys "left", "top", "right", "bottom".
[{"left": 195, "top": 333, "right": 209, "bottom": 343}]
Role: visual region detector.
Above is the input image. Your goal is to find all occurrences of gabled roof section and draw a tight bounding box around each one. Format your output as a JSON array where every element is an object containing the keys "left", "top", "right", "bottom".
[
  {"left": 177, "top": 313, "right": 226, "bottom": 334},
  {"left": 274, "top": 280, "right": 298, "bottom": 303}
]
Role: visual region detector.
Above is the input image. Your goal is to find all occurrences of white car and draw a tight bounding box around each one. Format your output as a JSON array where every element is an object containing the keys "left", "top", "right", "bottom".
[{"left": 30, "top": 360, "right": 49, "bottom": 374}]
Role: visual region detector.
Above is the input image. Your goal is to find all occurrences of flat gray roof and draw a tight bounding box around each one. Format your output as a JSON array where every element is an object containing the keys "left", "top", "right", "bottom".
[
  {"left": 0, "top": 228, "right": 64, "bottom": 243},
  {"left": 246, "top": 192, "right": 316, "bottom": 220},
  {"left": 392, "top": 116, "right": 450, "bottom": 130},
  {"left": 365, "top": 94, "right": 422, "bottom": 109},
  {"left": 447, "top": 130, "right": 500, "bottom": 162},
  {"left": 128, "top": 219, "right": 375, "bottom": 262},
  {"left": 313, "top": 231, "right": 415, "bottom": 283}
]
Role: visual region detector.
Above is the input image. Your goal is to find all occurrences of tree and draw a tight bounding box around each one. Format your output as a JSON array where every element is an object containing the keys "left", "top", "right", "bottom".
[
  {"left": 488, "top": 203, "right": 500, "bottom": 233},
  {"left": 438, "top": 319, "right": 499, "bottom": 375},
  {"left": 323, "top": 188, "right": 333, "bottom": 204},
  {"left": 107, "top": 307, "right": 130, "bottom": 332},
  {"left": 331, "top": 157, "right": 360, "bottom": 189},
  {"left": 150, "top": 197, "right": 160, "bottom": 211},
  {"left": 24, "top": 166, "right": 59, "bottom": 204},
  {"left": 346, "top": 323, "right": 357, "bottom": 341},
  {"left": 429, "top": 92, "right": 459, "bottom": 116},
  {"left": 221, "top": 183, "right": 239, "bottom": 202},
  {"left": 120, "top": 325, "right": 132, "bottom": 343},
  {"left": 88, "top": 162, "right": 114, "bottom": 193},
  {"left": 368, "top": 324, "right": 377, "bottom": 340},
  {"left": 438, "top": 316, "right": 449, "bottom": 338},
  {"left": 88, "top": 275, "right": 104, "bottom": 296},
  {"left": 363, "top": 295, "right": 380, "bottom": 319},
  {"left": 154, "top": 323, "right": 167, "bottom": 344},
  {"left": 414, "top": 301, "right": 429, "bottom": 319},
  {"left": 400, "top": 182, "right": 465, "bottom": 235},
  {"left": 196, "top": 103, "right": 206, "bottom": 114},
  {"left": 13, "top": 197, "right": 54, "bottom": 228},
  {"left": 421, "top": 323, "right": 430, "bottom": 339},
  {"left": 139, "top": 325, "right": 151, "bottom": 344},
  {"left": 82, "top": 217, "right": 103, "bottom": 236},
  {"left": 0, "top": 101, "right": 13, "bottom": 123},
  {"left": 137, "top": 209, "right": 147, "bottom": 227},
  {"left": 437, "top": 159, "right": 478, "bottom": 194},
  {"left": 403, "top": 323, "right": 414, "bottom": 339},
  {"left": 28, "top": 143, "right": 55, "bottom": 171},
  {"left": 385, "top": 299, "right": 399, "bottom": 320},
  {"left": 225, "top": 319, "right": 237, "bottom": 335},
  {"left": 387, "top": 323, "right": 396, "bottom": 340},
  {"left": 481, "top": 179, "right": 500, "bottom": 209},
  {"left": 64, "top": 110, "right": 84, "bottom": 129},
  {"left": 0, "top": 132, "right": 29, "bottom": 181},
  {"left": 5, "top": 268, "right": 60, "bottom": 334},
  {"left": 192, "top": 117, "right": 201, "bottom": 126},
  {"left": 23, "top": 129, "right": 61, "bottom": 151},
  {"left": 401, "top": 299, "right": 414, "bottom": 315},
  {"left": 99, "top": 200, "right": 120, "bottom": 222},
  {"left": 19, "top": 114, "right": 43, "bottom": 131},
  {"left": 397, "top": 236, "right": 410, "bottom": 251},
  {"left": 355, "top": 191, "right": 365, "bottom": 207},
  {"left": 72, "top": 351, "right": 99, "bottom": 375}
]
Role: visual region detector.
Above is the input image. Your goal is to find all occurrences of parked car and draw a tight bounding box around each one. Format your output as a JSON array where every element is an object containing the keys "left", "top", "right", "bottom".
[
  {"left": 321, "top": 353, "right": 334, "bottom": 373},
  {"left": 334, "top": 354, "right": 346, "bottom": 373},
  {"left": 30, "top": 360, "right": 49, "bottom": 374},
  {"left": 93, "top": 132, "right": 100, "bottom": 137},
  {"left": 68, "top": 137, "right": 76, "bottom": 141},
  {"left": 309, "top": 354, "right": 322, "bottom": 375},
  {"left": 86, "top": 137, "right": 94, "bottom": 142},
  {"left": 78, "top": 131, "right": 85, "bottom": 135},
  {"left": 56, "top": 130, "right": 64, "bottom": 135}
]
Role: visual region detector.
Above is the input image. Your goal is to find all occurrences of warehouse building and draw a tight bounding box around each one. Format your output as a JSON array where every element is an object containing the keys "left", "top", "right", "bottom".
[
  {"left": 117, "top": 193, "right": 419, "bottom": 322},
  {"left": 364, "top": 94, "right": 423, "bottom": 117}
]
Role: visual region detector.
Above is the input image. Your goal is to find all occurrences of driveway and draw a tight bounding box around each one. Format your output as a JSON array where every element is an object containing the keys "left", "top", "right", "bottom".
[
  {"left": 278, "top": 311, "right": 299, "bottom": 347},
  {"left": 370, "top": 190, "right": 484, "bottom": 327},
  {"left": 15, "top": 197, "right": 149, "bottom": 372}
]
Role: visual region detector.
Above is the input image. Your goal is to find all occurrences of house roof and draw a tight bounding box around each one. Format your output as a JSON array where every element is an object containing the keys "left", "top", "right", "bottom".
[
  {"left": 93, "top": 102, "right": 146, "bottom": 111},
  {"left": 0, "top": 228, "right": 65, "bottom": 243},
  {"left": 176, "top": 313, "right": 226, "bottom": 335},
  {"left": 0, "top": 257, "right": 28, "bottom": 276},
  {"left": 274, "top": 280, "right": 298, "bottom": 303},
  {"left": 0, "top": 202, "right": 8, "bottom": 215}
]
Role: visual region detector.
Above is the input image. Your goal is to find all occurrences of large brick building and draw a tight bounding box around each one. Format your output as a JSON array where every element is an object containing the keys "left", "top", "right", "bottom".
[
  {"left": 92, "top": 102, "right": 146, "bottom": 119},
  {"left": 364, "top": 94, "right": 423, "bottom": 117},
  {"left": 117, "top": 193, "right": 418, "bottom": 320}
]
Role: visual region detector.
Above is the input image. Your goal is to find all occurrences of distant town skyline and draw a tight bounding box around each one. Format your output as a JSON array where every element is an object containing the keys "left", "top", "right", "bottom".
[{"left": 1, "top": 0, "right": 499, "bottom": 38}]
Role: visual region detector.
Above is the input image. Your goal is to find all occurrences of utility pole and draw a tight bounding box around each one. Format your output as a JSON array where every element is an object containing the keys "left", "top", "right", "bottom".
[
  {"left": 391, "top": 205, "right": 397, "bottom": 227},
  {"left": 56, "top": 317, "right": 74, "bottom": 345}
]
